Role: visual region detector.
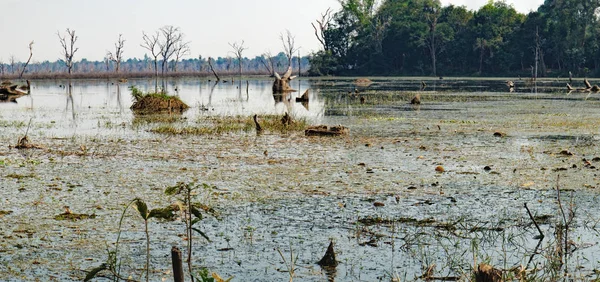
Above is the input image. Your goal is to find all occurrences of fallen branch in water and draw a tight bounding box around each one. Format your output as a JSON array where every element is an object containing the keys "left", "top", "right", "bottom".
[{"left": 524, "top": 203, "right": 544, "bottom": 239}]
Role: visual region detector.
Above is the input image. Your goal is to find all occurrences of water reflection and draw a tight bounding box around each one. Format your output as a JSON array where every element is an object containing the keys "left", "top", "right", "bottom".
[
  {"left": 9, "top": 78, "right": 322, "bottom": 115},
  {"left": 65, "top": 81, "right": 76, "bottom": 121},
  {"left": 0, "top": 78, "right": 325, "bottom": 135}
]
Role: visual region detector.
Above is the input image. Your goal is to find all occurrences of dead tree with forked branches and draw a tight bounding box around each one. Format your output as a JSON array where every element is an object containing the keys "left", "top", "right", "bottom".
[
  {"left": 229, "top": 40, "right": 247, "bottom": 76},
  {"left": 158, "top": 25, "right": 186, "bottom": 75},
  {"left": 107, "top": 34, "right": 125, "bottom": 73},
  {"left": 280, "top": 30, "right": 299, "bottom": 69},
  {"left": 57, "top": 28, "right": 78, "bottom": 75}
]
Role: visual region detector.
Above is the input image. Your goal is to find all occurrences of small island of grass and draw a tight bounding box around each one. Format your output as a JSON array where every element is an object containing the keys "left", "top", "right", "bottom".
[{"left": 129, "top": 86, "right": 189, "bottom": 113}]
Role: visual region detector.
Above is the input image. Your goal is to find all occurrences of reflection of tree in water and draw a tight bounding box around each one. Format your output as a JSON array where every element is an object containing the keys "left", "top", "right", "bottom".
[
  {"left": 208, "top": 80, "right": 218, "bottom": 108},
  {"left": 65, "top": 81, "right": 76, "bottom": 122},
  {"left": 116, "top": 83, "right": 124, "bottom": 113}
]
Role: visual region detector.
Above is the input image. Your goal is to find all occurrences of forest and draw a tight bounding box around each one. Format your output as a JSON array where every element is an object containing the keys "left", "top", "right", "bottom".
[{"left": 309, "top": 0, "right": 600, "bottom": 78}]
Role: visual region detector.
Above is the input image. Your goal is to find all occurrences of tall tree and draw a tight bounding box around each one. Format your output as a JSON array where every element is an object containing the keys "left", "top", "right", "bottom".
[
  {"left": 57, "top": 28, "right": 78, "bottom": 75},
  {"left": 468, "top": 2, "right": 524, "bottom": 74}
]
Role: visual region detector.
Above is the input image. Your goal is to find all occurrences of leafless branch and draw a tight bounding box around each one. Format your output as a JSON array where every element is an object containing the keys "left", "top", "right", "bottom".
[
  {"left": 208, "top": 57, "right": 220, "bottom": 81},
  {"left": 18, "top": 41, "right": 34, "bottom": 78},
  {"left": 312, "top": 8, "right": 332, "bottom": 51}
]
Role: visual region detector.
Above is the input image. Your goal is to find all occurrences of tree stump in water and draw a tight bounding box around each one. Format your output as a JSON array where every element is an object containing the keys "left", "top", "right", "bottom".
[
  {"left": 317, "top": 241, "right": 338, "bottom": 267},
  {"left": 474, "top": 263, "right": 502, "bottom": 282},
  {"left": 295, "top": 89, "right": 309, "bottom": 102},
  {"left": 273, "top": 66, "right": 296, "bottom": 93}
]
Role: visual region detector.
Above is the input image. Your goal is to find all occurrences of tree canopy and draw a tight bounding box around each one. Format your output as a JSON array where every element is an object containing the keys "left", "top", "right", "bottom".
[{"left": 309, "top": 0, "right": 600, "bottom": 77}]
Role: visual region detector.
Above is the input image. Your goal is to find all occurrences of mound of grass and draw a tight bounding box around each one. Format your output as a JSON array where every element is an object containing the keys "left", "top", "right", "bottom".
[{"left": 130, "top": 86, "right": 189, "bottom": 113}]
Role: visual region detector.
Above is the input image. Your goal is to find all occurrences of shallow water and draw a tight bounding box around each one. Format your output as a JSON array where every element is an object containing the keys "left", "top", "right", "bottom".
[{"left": 1, "top": 77, "right": 600, "bottom": 281}]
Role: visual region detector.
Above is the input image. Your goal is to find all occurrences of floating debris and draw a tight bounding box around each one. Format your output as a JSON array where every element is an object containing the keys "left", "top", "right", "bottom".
[{"left": 305, "top": 125, "right": 349, "bottom": 137}]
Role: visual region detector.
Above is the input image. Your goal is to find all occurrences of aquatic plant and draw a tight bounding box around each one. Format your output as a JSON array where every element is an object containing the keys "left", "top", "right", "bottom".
[
  {"left": 165, "top": 182, "right": 219, "bottom": 282},
  {"left": 276, "top": 242, "right": 298, "bottom": 282},
  {"left": 133, "top": 198, "right": 152, "bottom": 282},
  {"left": 84, "top": 198, "right": 172, "bottom": 282}
]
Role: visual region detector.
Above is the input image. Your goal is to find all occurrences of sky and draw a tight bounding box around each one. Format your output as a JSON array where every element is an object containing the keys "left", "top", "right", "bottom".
[{"left": 0, "top": 0, "right": 544, "bottom": 63}]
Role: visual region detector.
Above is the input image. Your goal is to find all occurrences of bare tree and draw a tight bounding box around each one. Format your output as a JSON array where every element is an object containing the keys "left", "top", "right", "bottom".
[
  {"left": 0, "top": 58, "right": 4, "bottom": 75},
  {"left": 280, "top": 30, "right": 300, "bottom": 68},
  {"left": 141, "top": 31, "right": 161, "bottom": 78},
  {"left": 107, "top": 34, "right": 125, "bottom": 73},
  {"left": 311, "top": 8, "right": 333, "bottom": 51},
  {"left": 259, "top": 51, "right": 275, "bottom": 75},
  {"left": 57, "top": 28, "right": 79, "bottom": 75},
  {"left": 18, "top": 41, "right": 34, "bottom": 78},
  {"left": 158, "top": 25, "right": 184, "bottom": 75},
  {"left": 228, "top": 40, "right": 247, "bottom": 76},
  {"left": 172, "top": 40, "right": 190, "bottom": 72}
]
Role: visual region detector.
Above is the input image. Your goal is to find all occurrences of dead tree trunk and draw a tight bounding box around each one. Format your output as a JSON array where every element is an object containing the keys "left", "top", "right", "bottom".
[
  {"left": 208, "top": 57, "right": 220, "bottom": 81},
  {"left": 19, "top": 41, "right": 34, "bottom": 79}
]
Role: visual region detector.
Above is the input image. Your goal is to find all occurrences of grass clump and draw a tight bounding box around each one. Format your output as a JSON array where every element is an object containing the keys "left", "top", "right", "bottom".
[
  {"left": 149, "top": 114, "right": 308, "bottom": 135},
  {"left": 130, "top": 86, "right": 189, "bottom": 113}
]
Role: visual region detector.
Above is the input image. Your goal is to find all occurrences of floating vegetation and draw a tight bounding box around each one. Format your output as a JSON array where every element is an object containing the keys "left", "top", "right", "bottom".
[
  {"left": 54, "top": 208, "right": 96, "bottom": 221},
  {"left": 5, "top": 173, "right": 34, "bottom": 180},
  {"left": 0, "top": 210, "right": 13, "bottom": 217}
]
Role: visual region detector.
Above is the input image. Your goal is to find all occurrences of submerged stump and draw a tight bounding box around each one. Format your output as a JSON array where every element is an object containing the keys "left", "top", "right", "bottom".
[
  {"left": 317, "top": 241, "right": 338, "bottom": 267},
  {"left": 474, "top": 263, "right": 502, "bottom": 282},
  {"left": 273, "top": 66, "right": 297, "bottom": 93}
]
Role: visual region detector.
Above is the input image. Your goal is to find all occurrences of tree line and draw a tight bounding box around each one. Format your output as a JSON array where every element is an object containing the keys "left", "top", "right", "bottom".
[
  {"left": 308, "top": 0, "right": 600, "bottom": 78},
  {"left": 0, "top": 26, "right": 309, "bottom": 79}
]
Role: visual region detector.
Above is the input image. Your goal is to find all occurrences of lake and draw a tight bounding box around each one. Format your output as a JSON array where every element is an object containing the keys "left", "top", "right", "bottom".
[{"left": 1, "top": 76, "right": 600, "bottom": 281}]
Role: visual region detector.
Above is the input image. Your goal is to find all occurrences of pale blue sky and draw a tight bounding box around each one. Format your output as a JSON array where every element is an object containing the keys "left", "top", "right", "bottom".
[{"left": 1, "top": 0, "right": 544, "bottom": 63}]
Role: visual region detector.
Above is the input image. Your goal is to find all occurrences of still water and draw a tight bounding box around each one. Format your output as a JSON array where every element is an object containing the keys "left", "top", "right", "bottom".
[{"left": 2, "top": 76, "right": 600, "bottom": 281}]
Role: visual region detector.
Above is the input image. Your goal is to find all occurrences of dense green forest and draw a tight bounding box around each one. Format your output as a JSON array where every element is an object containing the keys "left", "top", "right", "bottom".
[{"left": 308, "top": 0, "right": 600, "bottom": 77}]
